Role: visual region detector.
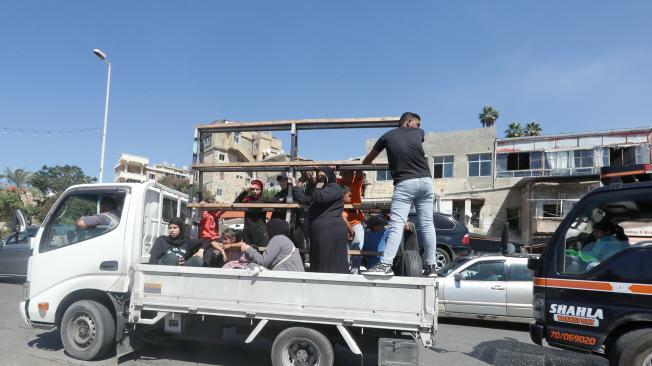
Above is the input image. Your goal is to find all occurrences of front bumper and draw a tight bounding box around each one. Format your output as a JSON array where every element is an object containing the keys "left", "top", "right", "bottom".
[
  {"left": 529, "top": 322, "right": 544, "bottom": 345},
  {"left": 18, "top": 301, "right": 29, "bottom": 325}
]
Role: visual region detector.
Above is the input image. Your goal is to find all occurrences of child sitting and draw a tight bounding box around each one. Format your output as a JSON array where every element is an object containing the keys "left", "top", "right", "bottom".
[
  {"left": 363, "top": 215, "right": 388, "bottom": 268},
  {"left": 220, "top": 228, "right": 252, "bottom": 269}
]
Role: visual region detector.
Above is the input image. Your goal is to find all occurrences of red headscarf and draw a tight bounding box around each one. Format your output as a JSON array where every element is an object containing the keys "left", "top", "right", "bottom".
[{"left": 243, "top": 179, "right": 264, "bottom": 202}]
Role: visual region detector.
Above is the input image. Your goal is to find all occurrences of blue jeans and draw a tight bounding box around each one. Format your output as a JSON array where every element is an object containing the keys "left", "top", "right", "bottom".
[{"left": 380, "top": 177, "right": 436, "bottom": 266}]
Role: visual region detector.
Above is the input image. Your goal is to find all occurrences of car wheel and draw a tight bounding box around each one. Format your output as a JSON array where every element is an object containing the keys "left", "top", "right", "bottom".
[{"left": 435, "top": 247, "right": 451, "bottom": 271}]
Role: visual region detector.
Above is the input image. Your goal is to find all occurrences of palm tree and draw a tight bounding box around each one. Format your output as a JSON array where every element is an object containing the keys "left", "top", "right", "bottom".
[
  {"left": 478, "top": 106, "right": 499, "bottom": 127},
  {"left": 525, "top": 122, "right": 543, "bottom": 136},
  {"left": 505, "top": 122, "right": 525, "bottom": 138},
  {"left": 2, "top": 168, "right": 32, "bottom": 188}
]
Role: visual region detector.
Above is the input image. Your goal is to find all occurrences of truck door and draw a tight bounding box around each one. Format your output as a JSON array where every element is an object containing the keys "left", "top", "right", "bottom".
[
  {"left": 27, "top": 189, "right": 129, "bottom": 323},
  {"left": 141, "top": 188, "right": 161, "bottom": 262}
]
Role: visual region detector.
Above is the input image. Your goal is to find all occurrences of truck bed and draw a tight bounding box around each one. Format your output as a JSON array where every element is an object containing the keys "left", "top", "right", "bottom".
[{"left": 129, "top": 264, "right": 437, "bottom": 334}]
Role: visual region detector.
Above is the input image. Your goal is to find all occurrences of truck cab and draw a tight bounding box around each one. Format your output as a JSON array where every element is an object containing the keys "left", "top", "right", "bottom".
[
  {"left": 529, "top": 165, "right": 652, "bottom": 365},
  {"left": 20, "top": 182, "right": 188, "bottom": 328}
]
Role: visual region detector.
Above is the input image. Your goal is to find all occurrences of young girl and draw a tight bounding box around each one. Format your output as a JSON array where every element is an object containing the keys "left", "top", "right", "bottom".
[{"left": 221, "top": 228, "right": 251, "bottom": 269}]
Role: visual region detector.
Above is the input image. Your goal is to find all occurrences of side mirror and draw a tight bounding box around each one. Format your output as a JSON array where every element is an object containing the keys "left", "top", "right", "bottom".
[
  {"left": 12, "top": 208, "right": 29, "bottom": 234},
  {"left": 454, "top": 273, "right": 463, "bottom": 281},
  {"left": 527, "top": 257, "right": 541, "bottom": 271}
]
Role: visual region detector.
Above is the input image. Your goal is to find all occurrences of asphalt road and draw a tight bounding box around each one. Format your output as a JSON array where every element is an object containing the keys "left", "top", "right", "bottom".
[{"left": 0, "top": 278, "right": 607, "bottom": 366}]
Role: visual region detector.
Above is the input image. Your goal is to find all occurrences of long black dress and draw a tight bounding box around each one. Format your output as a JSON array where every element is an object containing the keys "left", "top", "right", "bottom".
[
  {"left": 293, "top": 168, "right": 348, "bottom": 274},
  {"left": 235, "top": 191, "right": 269, "bottom": 247}
]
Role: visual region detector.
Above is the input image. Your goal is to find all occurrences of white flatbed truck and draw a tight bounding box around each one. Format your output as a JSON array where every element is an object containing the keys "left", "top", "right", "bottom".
[{"left": 18, "top": 117, "right": 438, "bottom": 366}]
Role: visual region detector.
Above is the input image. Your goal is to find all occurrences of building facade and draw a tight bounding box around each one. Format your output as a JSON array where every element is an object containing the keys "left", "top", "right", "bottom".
[
  {"left": 364, "top": 126, "right": 652, "bottom": 243},
  {"left": 114, "top": 153, "right": 191, "bottom": 183},
  {"left": 201, "top": 120, "right": 284, "bottom": 202}
]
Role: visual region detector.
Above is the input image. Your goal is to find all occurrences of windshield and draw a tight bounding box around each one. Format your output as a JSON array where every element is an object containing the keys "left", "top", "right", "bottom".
[{"left": 438, "top": 257, "right": 472, "bottom": 276}]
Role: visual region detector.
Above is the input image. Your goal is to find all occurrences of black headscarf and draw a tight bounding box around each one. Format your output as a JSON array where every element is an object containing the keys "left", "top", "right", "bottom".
[
  {"left": 164, "top": 218, "right": 186, "bottom": 246},
  {"left": 267, "top": 218, "right": 290, "bottom": 238},
  {"left": 318, "top": 167, "right": 337, "bottom": 185}
]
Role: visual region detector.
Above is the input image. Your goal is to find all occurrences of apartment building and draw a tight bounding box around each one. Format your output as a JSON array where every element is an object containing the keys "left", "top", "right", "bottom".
[
  {"left": 201, "top": 120, "right": 284, "bottom": 202},
  {"left": 364, "top": 126, "right": 652, "bottom": 242},
  {"left": 114, "top": 153, "right": 190, "bottom": 183}
]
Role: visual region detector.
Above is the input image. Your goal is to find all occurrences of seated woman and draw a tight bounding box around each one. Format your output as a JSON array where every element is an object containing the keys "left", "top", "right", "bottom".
[
  {"left": 226, "top": 219, "right": 304, "bottom": 271},
  {"left": 148, "top": 218, "right": 225, "bottom": 266},
  {"left": 581, "top": 220, "right": 630, "bottom": 263}
]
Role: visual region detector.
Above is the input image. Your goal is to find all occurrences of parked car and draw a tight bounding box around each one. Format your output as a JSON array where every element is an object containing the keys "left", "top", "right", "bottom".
[
  {"left": 436, "top": 254, "right": 534, "bottom": 323},
  {"left": 408, "top": 212, "right": 471, "bottom": 270},
  {"left": 0, "top": 225, "right": 39, "bottom": 276}
]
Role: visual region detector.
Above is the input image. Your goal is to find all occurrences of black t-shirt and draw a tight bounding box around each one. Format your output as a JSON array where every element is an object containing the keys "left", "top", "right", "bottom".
[{"left": 373, "top": 127, "right": 431, "bottom": 185}]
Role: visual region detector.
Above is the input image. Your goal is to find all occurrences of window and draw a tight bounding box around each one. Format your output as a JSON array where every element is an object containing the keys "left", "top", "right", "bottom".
[
  {"left": 507, "top": 153, "right": 530, "bottom": 171},
  {"left": 216, "top": 189, "right": 223, "bottom": 196},
  {"left": 434, "top": 215, "right": 455, "bottom": 230},
  {"left": 162, "top": 197, "right": 177, "bottom": 223},
  {"left": 459, "top": 261, "right": 505, "bottom": 281},
  {"left": 506, "top": 208, "right": 520, "bottom": 231},
  {"left": 376, "top": 170, "right": 393, "bottom": 181},
  {"left": 509, "top": 262, "right": 533, "bottom": 281},
  {"left": 148, "top": 173, "right": 156, "bottom": 180},
  {"left": 433, "top": 156, "right": 454, "bottom": 178},
  {"left": 559, "top": 190, "right": 651, "bottom": 275},
  {"left": 470, "top": 200, "right": 483, "bottom": 228},
  {"left": 573, "top": 149, "right": 594, "bottom": 168},
  {"left": 542, "top": 203, "right": 561, "bottom": 218},
  {"left": 233, "top": 132, "right": 240, "bottom": 144},
  {"left": 468, "top": 153, "right": 492, "bottom": 177},
  {"left": 610, "top": 146, "right": 637, "bottom": 166},
  {"left": 40, "top": 191, "right": 125, "bottom": 253},
  {"left": 219, "top": 172, "right": 225, "bottom": 179},
  {"left": 202, "top": 134, "right": 212, "bottom": 148},
  {"left": 218, "top": 153, "right": 226, "bottom": 161},
  {"left": 545, "top": 151, "right": 571, "bottom": 170}
]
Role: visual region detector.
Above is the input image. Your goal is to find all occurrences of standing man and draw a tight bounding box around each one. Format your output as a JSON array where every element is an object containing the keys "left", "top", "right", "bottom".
[{"left": 360, "top": 112, "right": 437, "bottom": 277}]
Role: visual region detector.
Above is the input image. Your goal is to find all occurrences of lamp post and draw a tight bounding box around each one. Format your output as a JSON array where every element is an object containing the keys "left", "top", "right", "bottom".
[{"left": 93, "top": 48, "right": 111, "bottom": 183}]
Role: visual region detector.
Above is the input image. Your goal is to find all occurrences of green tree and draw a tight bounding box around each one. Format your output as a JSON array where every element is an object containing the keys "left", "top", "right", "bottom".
[
  {"left": 478, "top": 106, "right": 499, "bottom": 128},
  {"left": 505, "top": 122, "right": 525, "bottom": 138},
  {"left": 525, "top": 122, "right": 543, "bottom": 136},
  {"left": 30, "top": 165, "right": 96, "bottom": 196},
  {"left": 157, "top": 175, "right": 215, "bottom": 203},
  {"left": 0, "top": 188, "right": 25, "bottom": 226},
  {"left": 2, "top": 168, "right": 32, "bottom": 188}
]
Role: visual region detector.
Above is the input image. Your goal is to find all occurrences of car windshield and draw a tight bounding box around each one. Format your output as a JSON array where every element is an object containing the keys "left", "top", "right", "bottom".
[{"left": 438, "top": 257, "right": 472, "bottom": 276}]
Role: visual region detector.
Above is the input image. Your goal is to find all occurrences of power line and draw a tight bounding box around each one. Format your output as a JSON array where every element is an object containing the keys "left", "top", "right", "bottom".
[{"left": 1, "top": 126, "right": 101, "bottom": 137}]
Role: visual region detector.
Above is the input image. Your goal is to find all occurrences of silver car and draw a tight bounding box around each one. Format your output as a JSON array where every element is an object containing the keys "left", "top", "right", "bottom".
[
  {"left": 0, "top": 226, "right": 38, "bottom": 277},
  {"left": 436, "top": 254, "right": 534, "bottom": 323}
]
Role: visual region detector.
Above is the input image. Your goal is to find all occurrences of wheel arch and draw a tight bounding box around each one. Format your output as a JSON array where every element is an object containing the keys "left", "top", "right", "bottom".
[
  {"left": 55, "top": 289, "right": 116, "bottom": 328},
  {"left": 604, "top": 318, "right": 652, "bottom": 356}
]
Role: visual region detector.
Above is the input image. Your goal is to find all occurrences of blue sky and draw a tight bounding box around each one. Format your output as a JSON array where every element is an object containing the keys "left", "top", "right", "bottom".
[{"left": 1, "top": 1, "right": 651, "bottom": 179}]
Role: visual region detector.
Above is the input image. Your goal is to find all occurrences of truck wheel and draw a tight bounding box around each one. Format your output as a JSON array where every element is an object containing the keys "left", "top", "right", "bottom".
[
  {"left": 271, "top": 327, "right": 334, "bottom": 366},
  {"left": 609, "top": 328, "right": 652, "bottom": 366},
  {"left": 60, "top": 300, "right": 115, "bottom": 361},
  {"left": 435, "top": 248, "right": 451, "bottom": 271}
]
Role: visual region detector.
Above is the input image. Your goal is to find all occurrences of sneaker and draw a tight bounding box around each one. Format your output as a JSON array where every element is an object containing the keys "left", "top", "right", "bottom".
[
  {"left": 361, "top": 263, "right": 394, "bottom": 276},
  {"left": 423, "top": 265, "right": 437, "bottom": 278}
]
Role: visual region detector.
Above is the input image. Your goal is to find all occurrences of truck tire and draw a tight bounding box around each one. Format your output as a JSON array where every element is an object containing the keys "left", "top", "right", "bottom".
[
  {"left": 271, "top": 327, "right": 334, "bottom": 366},
  {"left": 60, "top": 300, "right": 115, "bottom": 361},
  {"left": 398, "top": 250, "right": 423, "bottom": 277},
  {"left": 609, "top": 328, "right": 652, "bottom": 366}
]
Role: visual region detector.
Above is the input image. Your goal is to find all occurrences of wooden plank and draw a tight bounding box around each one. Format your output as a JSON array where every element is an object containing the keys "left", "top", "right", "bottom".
[
  {"left": 255, "top": 247, "right": 382, "bottom": 256},
  {"left": 196, "top": 116, "right": 400, "bottom": 133},
  {"left": 192, "top": 160, "right": 389, "bottom": 172},
  {"left": 187, "top": 202, "right": 369, "bottom": 210}
]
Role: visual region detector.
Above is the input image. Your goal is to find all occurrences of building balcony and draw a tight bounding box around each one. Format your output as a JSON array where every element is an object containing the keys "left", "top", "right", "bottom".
[
  {"left": 496, "top": 167, "right": 599, "bottom": 178},
  {"left": 115, "top": 171, "right": 147, "bottom": 183}
]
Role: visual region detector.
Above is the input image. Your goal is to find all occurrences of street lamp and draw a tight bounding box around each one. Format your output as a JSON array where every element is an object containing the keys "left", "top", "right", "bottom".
[{"left": 93, "top": 48, "right": 111, "bottom": 183}]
